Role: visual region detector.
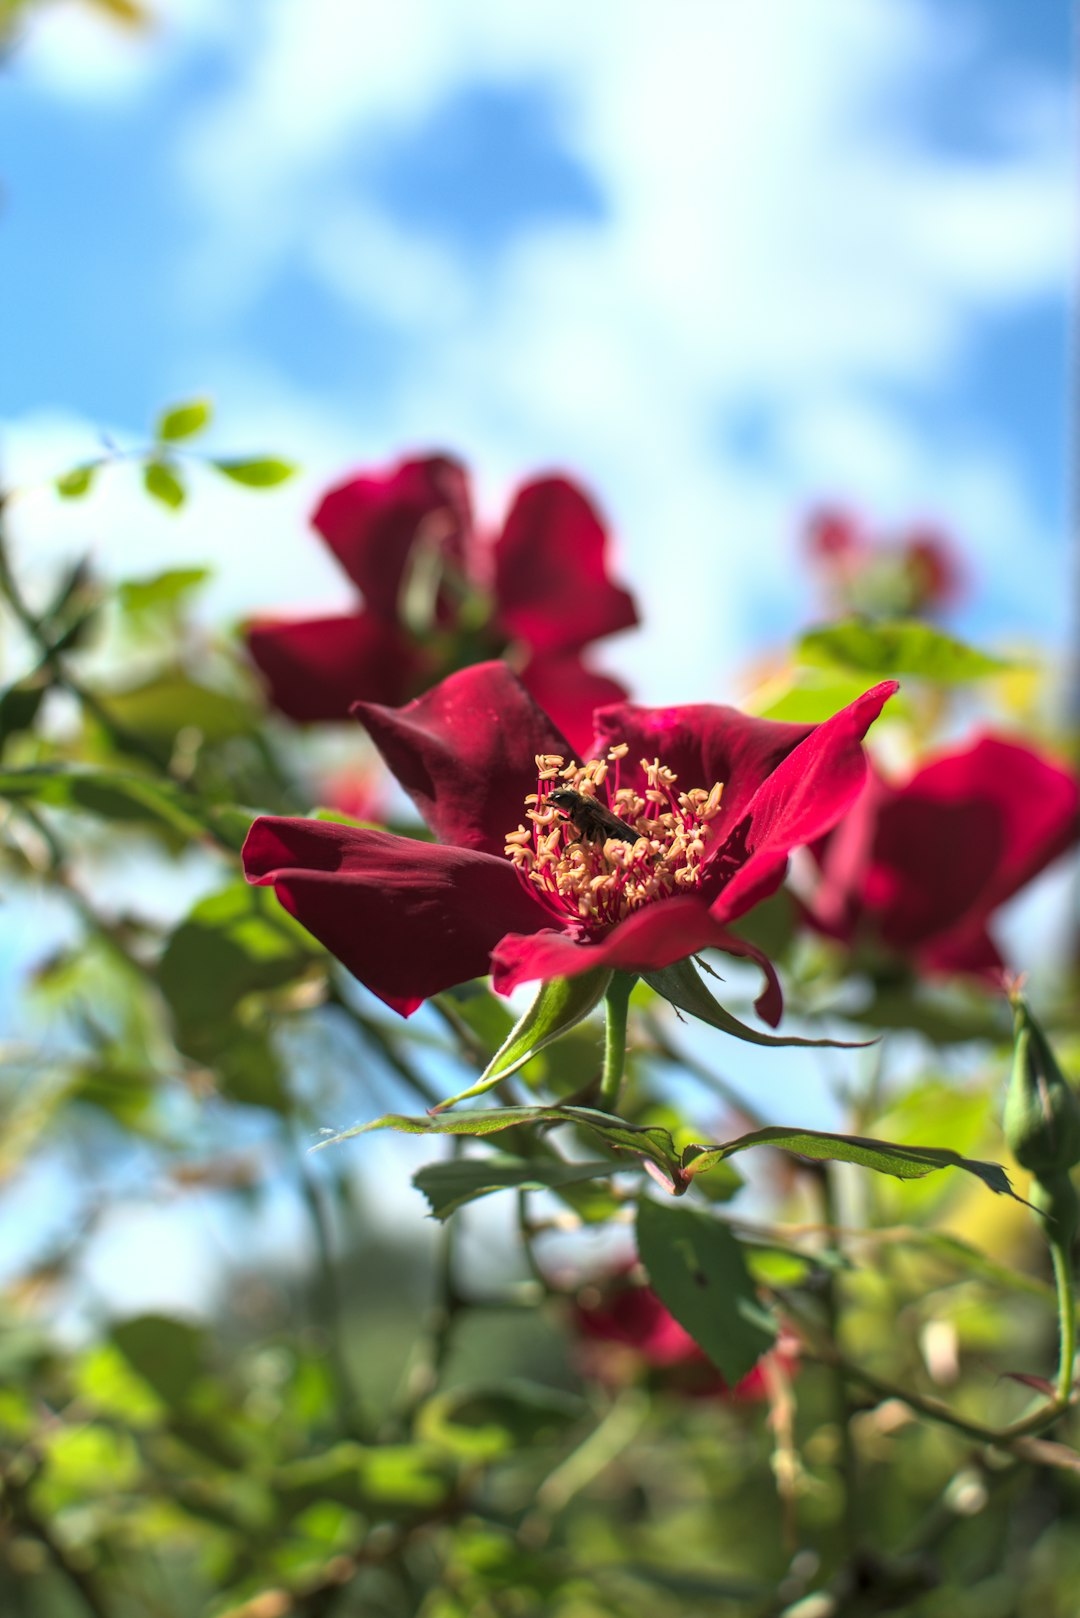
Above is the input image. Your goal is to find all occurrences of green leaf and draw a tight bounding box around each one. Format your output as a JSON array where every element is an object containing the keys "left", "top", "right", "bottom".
[
  {"left": 111, "top": 1314, "right": 206, "bottom": 1409},
  {"left": 636, "top": 1198, "right": 775, "bottom": 1383},
  {"left": 0, "top": 683, "right": 46, "bottom": 756},
  {"left": 212, "top": 457, "right": 296, "bottom": 487},
  {"left": 55, "top": 463, "right": 97, "bottom": 499},
  {"left": 748, "top": 666, "right": 913, "bottom": 725},
  {"left": 155, "top": 397, "right": 212, "bottom": 442},
  {"left": 679, "top": 1124, "right": 1019, "bottom": 1199},
  {"left": 275, "top": 1442, "right": 452, "bottom": 1513},
  {"left": 412, "top": 1154, "right": 622, "bottom": 1220},
  {"left": 644, "top": 957, "right": 872, "bottom": 1049},
  {"left": 416, "top": 1381, "right": 581, "bottom": 1461},
  {"left": 103, "top": 673, "right": 257, "bottom": 745},
  {"left": 430, "top": 968, "right": 611, "bottom": 1111},
  {"left": 117, "top": 567, "right": 210, "bottom": 616},
  {"left": 798, "top": 618, "right": 1014, "bottom": 682},
  {"left": 159, "top": 880, "right": 323, "bottom": 1033},
  {"left": 143, "top": 458, "right": 186, "bottom": 510},
  {"left": 317, "top": 1104, "right": 682, "bottom": 1189},
  {"left": 0, "top": 765, "right": 210, "bottom": 840}
]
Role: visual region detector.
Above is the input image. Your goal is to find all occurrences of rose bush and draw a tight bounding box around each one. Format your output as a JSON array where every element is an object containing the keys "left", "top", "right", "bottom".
[
  {"left": 243, "top": 661, "right": 896, "bottom": 1018},
  {"left": 246, "top": 452, "right": 638, "bottom": 750}
]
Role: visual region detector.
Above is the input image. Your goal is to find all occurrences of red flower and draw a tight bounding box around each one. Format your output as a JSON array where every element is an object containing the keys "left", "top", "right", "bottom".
[
  {"left": 805, "top": 506, "right": 964, "bottom": 617},
  {"left": 805, "top": 735, "right": 1079, "bottom": 981},
  {"left": 573, "top": 1268, "right": 799, "bottom": 1400},
  {"left": 245, "top": 453, "right": 638, "bottom": 752},
  {"left": 242, "top": 662, "right": 895, "bottom": 1018}
]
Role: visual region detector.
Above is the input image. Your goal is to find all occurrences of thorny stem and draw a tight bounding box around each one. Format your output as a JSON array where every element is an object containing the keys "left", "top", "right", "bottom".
[{"left": 598, "top": 971, "right": 636, "bottom": 1111}]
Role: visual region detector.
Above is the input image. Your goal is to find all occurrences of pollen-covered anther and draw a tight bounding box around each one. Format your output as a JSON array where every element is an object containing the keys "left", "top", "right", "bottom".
[{"left": 506, "top": 744, "right": 727, "bottom": 933}]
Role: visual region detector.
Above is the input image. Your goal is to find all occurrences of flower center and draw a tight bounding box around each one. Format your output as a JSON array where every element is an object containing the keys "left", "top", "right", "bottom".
[{"left": 504, "top": 746, "right": 725, "bottom": 932}]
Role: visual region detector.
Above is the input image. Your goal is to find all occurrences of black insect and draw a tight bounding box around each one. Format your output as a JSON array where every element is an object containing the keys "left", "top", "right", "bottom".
[{"left": 547, "top": 787, "right": 640, "bottom": 846}]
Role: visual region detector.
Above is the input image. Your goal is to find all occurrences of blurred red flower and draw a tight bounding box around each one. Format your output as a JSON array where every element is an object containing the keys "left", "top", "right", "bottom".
[
  {"left": 242, "top": 661, "right": 895, "bottom": 1017},
  {"left": 805, "top": 735, "right": 1079, "bottom": 981},
  {"left": 805, "top": 506, "right": 964, "bottom": 618},
  {"left": 245, "top": 453, "right": 638, "bottom": 753},
  {"left": 573, "top": 1268, "right": 799, "bottom": 1400}
]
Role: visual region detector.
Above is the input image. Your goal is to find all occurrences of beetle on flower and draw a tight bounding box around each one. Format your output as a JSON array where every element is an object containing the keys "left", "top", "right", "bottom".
[{"left": 242, "top": 662, "right": 896, "bottom": 1022}]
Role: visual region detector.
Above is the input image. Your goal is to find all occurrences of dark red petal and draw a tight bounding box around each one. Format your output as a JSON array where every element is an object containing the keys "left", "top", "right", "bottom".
[
  {"left": 242, "top": 816, "right": 545, "bottom": 1017},
  {"left": 851, "top": 735, "right": 1079, "bottom": 957},
  {"left": 708, "top": 682, "right": 898, "bottom": 924},
  {"left": 312, "top": 454, "right": 472, "bottom": 618},
  {"left": 353, "top": 661, "right": 572, "bottom": 856},
  {"left": 591, "top": 702, "right": 818, "bottom": 835},
  {"left": 491, "top": 894, "right": 764, "bottom": 996},
  {"left": 518, "top": 652, "right": 629, "bottom": 758},
  {"left": 919, "top": 924, "right": 1005, "bottom": 983},
  {"left": 246, "top": 612, "right": 426, "bottom": 720},
  {"left": 493, "top": 477, "right": 638, "bottom": 657}
]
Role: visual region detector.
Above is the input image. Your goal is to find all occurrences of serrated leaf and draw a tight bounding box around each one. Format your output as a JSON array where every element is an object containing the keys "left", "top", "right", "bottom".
[
  {"left": 412, "top": 1154, "right": 621, "bottom": 1220},
  {"left": 212, "top": 457, "right": 296, "bottom": 487},
  {"left": 799, "top": 618, "right": 1014, "bottom": 682},
  {"left": 430, "top": 968, "right": 611, "bottom": 1111},
  {"left": 56, "top": 463, "right": 97, "bottom": 499},
  {"left": 644, "top": 957, "right": 872, "bottom": 1049},
  {"left": 679, "top": 1124, "right": 1019, "bottom": 1199},
  {"left": 316, "top": 1104, "right": 682, "bottom": 1187},
  {"left": 636, "top": 1198, "right": 775, "bottom": 1383},
  {"left": 155, "top": 398, "right": 212, "bottom": 442},
  {"left": 143, "top": 459, "right": 186, "bottom": 510}
]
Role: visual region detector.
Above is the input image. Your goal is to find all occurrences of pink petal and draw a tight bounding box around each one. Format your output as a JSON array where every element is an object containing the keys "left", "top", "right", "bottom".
[{"left": 246, "top": 611, "right": 426, "bottom": 720}]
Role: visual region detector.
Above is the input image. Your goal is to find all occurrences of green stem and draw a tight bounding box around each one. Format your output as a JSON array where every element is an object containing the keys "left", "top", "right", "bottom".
[
  {"left": 1050, "top": 1234, "right": 1077, "bottom": 1405},
  {"left": 597, "top": 971, "right": 636, "bottom": 1112},
  {"left": 816, "top": 1164, "right": 859, "bottom": 1552}
]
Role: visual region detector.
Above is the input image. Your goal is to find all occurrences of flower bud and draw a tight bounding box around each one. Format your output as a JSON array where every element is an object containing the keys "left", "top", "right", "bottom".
[{"left": 1003, "top": 995, "right": 1080, "bottom": 1180}]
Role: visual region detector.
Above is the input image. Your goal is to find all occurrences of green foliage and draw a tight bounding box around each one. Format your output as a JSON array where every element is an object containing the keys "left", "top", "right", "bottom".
[
  {"left": 143, "top": 457, "right": 187, "bottom": 509},
  {"left": 156, "top": 397, "right": 213, "bottom": 442},
  {"left": 431, "top": 967, "right": 612, "bottom": 1110},
  {"left": 798, "top": 617, "right": 1015, "bottom": 681},
  {"left": 55, "top": 461, "right": 98, "bottom": 498},
  {"left": 644, "top": 955, "right": 872, "bottom": 1047},
  {"left": 412, "top": 1155, "right": 626, "bottom": 1220},
  {"left": 212, "top": 456, "right": 297, "bottom": 486},
  {"left": 636, "top": 1198, "right": 776, "bottom": 1381}
]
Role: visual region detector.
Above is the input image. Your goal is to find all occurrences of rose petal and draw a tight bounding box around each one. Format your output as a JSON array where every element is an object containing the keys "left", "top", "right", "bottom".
[
  {"left": 312, "top": 454, "right": 472, "bottom": 618},
  {"left": 246, "top": 612, "right": 426, "bottom": 720},
  {"left": 494, "top": 477, "right": 638, "bottom": 657},
  {"left": 353, "top": 662, "right": 572, "bottom": 855},
  {"left": 491, "top": 894, "right": 762, "bottom": 996},
  {"left": 591, "top": 701, "right": 819, "bottom": 834},
  {"left": 707, "top": 682, "right": 898, "bottom": 924},
  {"left": 813, "top": 735, "right": 1079, "bottom": 967},
  {"left": 243, "top": 816, "right": 545, "bottom": 1016},
  {"left": 518, "top": 652, "right": 629, "bottom": 757}
]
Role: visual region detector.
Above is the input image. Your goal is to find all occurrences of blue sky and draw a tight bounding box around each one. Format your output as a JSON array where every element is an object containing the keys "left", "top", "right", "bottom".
[{"left": 0, "top": 0, "right": 1073, "bottom": 705}]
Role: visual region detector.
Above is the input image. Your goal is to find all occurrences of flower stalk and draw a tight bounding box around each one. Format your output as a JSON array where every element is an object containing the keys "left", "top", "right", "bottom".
[{"left": 599, "top": 971, "right": 637, "bottom": 1111}]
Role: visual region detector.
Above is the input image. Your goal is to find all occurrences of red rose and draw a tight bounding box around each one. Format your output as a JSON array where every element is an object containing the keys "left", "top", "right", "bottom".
[
  {"left": 243, "top": 662, "right": 895, "bottom": 1018},
  {"left": 806, "top": 735, "right": 1079, "bottom": 980},
  {"left": 245, "top": 453, "right": 637, "bottom": 753}
]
